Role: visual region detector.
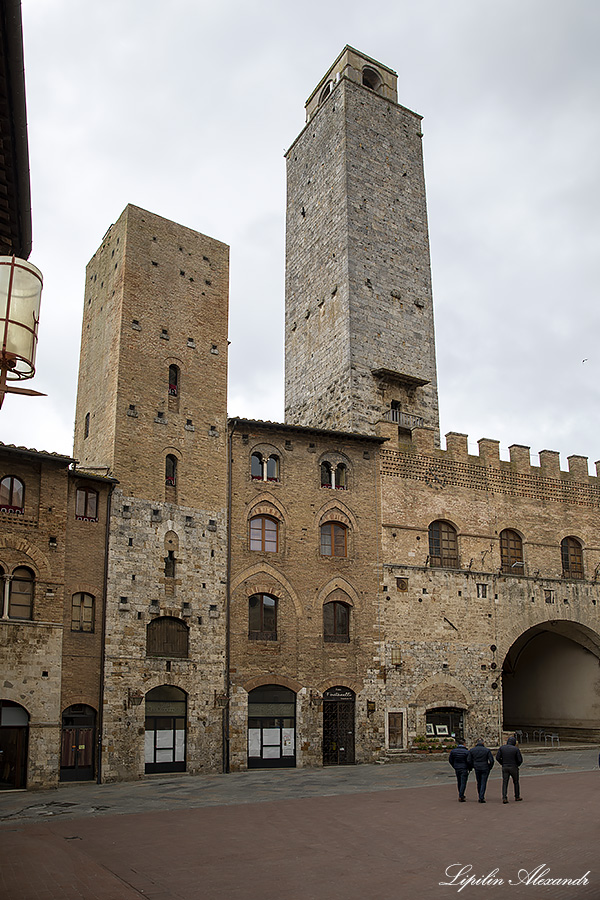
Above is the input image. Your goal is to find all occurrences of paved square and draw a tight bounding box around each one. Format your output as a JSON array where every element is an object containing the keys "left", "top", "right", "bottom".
[{"left": 0, "top": 754, "right": 597, "bottom": 900}]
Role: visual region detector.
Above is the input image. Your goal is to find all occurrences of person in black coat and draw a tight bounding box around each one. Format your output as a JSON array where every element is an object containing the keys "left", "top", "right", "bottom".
[
  {"left": 448, "top": 740, "right": 471, "bottom": 801},
  {"left": 467, "top": 739, "right": 494, "bottom": 803},
  {"left": 496, "top": 735, "right": 523, "bottom": 803}
]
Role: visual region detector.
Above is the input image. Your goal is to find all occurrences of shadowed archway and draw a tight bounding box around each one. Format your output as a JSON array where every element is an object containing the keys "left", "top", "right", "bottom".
[{"left": 502, "top": 621, "right": 600, "bottom": 741}]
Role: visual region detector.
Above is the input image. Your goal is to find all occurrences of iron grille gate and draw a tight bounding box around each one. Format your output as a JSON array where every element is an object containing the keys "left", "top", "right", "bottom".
[{"left": 323, "top": 687, "right": 355, "bottom": 765}]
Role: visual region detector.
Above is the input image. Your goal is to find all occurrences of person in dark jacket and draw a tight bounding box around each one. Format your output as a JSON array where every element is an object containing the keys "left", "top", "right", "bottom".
[
  {"left": 448, "top": 740, "right": 471, "bottom": 801},
  {"left": 496, "top": 735, "right": 523, "bottom": 803},
  {"left": 467, "top": 739, "right": 494, "bottom": 803}
]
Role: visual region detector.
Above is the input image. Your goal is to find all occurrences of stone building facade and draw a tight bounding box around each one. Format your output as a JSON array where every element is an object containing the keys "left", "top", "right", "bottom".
[
  {"left": 228, "top": 419, "right": 384, "bottom": 769},
  {"left": 0, "top": 443, "right": 113, "bottom": 789}
]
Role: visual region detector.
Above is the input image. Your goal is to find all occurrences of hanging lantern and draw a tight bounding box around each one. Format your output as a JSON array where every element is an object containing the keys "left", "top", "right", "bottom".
[{"left": 0, "top": 255, "right": 45, "bottom": 407}]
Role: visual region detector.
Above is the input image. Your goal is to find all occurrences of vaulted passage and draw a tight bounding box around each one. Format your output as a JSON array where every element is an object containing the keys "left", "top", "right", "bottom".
[{"left": 502, "top": 621, "right": 600, "bottom": 741}]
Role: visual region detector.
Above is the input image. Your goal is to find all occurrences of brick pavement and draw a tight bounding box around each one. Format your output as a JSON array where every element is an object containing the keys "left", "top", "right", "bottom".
[{"left": 0, "top": 763, "right": 598, "bottom": 900}]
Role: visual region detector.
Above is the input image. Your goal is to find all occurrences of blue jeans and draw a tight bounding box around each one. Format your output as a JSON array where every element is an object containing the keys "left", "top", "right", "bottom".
[
  {"left": 475, "top": 768, "right": 490, "bottom": 800},
  {"left": 454, "top": 768, "right": 469, "bottom": 799}
]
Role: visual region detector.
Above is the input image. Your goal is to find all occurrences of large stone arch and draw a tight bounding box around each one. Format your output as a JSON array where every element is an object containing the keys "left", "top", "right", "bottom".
[{"left": 501, "top": 619, "right": 600, "bottom": 739}]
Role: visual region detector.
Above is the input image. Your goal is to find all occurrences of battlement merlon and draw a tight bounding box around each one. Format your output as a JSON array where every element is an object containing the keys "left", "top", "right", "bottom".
[
  {"left": 304, "top": 46, "right": 399, "bottom": 123},
  {"left": 376, "top": 422, "right": 600, "bottom": 481}
]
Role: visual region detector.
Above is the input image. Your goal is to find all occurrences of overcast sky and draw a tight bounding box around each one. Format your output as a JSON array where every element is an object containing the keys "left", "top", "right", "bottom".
[{"left": 1, "top": 0, "right": 599, "bottom": 473}]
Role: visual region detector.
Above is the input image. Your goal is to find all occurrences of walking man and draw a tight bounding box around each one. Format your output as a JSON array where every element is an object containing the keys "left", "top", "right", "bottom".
[
  {"left": 449, "top": 739, "right": 471, "bottom": 802},
  {"left": 467, "top": 739, "right": 494, "bottom": 803},
  {"left": 496, "top": 734, "right": 523, "bottom": 803}
]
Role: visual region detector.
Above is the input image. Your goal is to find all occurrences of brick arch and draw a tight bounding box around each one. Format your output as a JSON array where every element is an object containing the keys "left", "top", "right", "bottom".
[
  {"left": 317, "top": 677, "right": 364, "bottom": 694},
  {"left": 68, "top": 582, "right": 98, "bottom": 598},
  {"left": 250, "top": 442, "right": 282, "bottom": 460},
  {"left": 248, "top": 493, "right": 288, "bottom": 522},
  {"left": 231, "top": 563, "right": 303, "bottom": 616},
  {"left": 316, "top": 498, "right": 358, "bottom": 531},
  {"left": 317, "top": 449, "right": 351, "bottom": 468},
  {"left": 0, "top": 536, "right": 51, "bottom": 580},
  {"left": 414, "top": 675, "right": 472, "bottom": 708},
  {"left": 143, "top": 680, "right": 189, "bottom": 699},
  {"left": 316, "top": 577, "right": 360, "bottom": 607},
  {"left": 164, "top": 354, "right": 184, "bottom": 367},
  {"left": 242, "top": 674, "right": 303, "bottom": 694},
  {"left": 163, "top": 445, "right": 182, "bottom": 460}
]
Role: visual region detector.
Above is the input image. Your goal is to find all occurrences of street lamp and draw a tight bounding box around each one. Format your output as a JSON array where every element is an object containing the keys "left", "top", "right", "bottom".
[{"left": 0, "top": 255, "right": 45, "bottom": 408}]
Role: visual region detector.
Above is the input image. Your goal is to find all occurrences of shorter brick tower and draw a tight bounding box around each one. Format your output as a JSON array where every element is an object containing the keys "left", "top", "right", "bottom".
[{"left": 73, "top": 203, "right": 229, "bottom": 508}]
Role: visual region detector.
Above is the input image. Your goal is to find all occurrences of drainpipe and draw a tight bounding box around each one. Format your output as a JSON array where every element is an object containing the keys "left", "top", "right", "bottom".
[
  {"left": 224, "top": 418, "right": 238, "bottom": 774},
  {"left": 97, "top": 481, "right": 115, "bottom": 784}
]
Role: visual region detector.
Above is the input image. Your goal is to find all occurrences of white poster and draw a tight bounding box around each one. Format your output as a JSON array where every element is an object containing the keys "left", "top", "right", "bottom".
[
  {"left": 156, "top": 729, "right": 174, "bottom": 749},
  {"left": 175, "top": 729, "right": 186, "bottom": 761},
  {"left": 262, "top": 728, "right": 281, "bottom": 745},
  {"left": 248, "top": 728, "right": 261, "bottom": 757},
  {"left": 282, "top": 728, "right": 295, "bottom": 756},
  {"left": 263, "top": 745, "right": 281, "bottom": 759},
  {"left": 144, "top": 731, "right": 154, "bottom": 763}
]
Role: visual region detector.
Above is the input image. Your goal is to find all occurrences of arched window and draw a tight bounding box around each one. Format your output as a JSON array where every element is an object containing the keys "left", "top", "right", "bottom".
[
  {"left": 266, "top": 455, "right": 279, "bottom": 482},
  {"left": 323, "top": 601, "right": 350, "bottom": 643},
  {"left": 335, "top": 464, "right": 347, "bottom": 490},
  {"left": 168, "top": 364, "right": 179, "bottom": 396},
  {"left": 0, "top": 476, "right": 25, "bottom": 513},
  {"left": 362, "top": 66, "right": 382, "bottom": 92},
  {"left": 561, "top": 536, "right": 584, "bottom": 580},
  {"left": 320, "top": 522, "right": 347, "bottom": 557},
  {"left": 146, "top": 616, "right": 189, "bottom": 658},
  {"left": 251, "top": 453, "right": 263, "bottom": 480},
  {"left": 321, "top": 462, "right": 332, "bottom": 488},
  {"left": 251, "top": 453, "right": 280, "bottom": 482},
  {"left": 166, "top": 454, "right": 177, "bottom": 487},
  {"left": 71, "top": 592, "right": 95, "bottom": 632},
  {"left": 500, "top": 529, "right": 524, "bottom": 574},
  {"left": 75, "top": 486, "right": 98, "bottom": 521},
  {"left": 249, "top": 516, "right": 279, "bottom": 552},
  {"left": 319, "top": 82, "right": 332, "bottom": 105},
  {"left": 248, "top": 593, "right": 277, "bottom": 640},
  {"left": 428, "top": 520, "right": 458, "bottom": 568},
  {"left": 9, "top": 567, "right": 34, "bottom": 619}
]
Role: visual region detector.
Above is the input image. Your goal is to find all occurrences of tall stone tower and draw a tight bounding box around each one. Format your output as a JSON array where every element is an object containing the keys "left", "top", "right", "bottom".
[
  {"left": 285, "top": 47, "right": 440, "bottom": 441},
  {"left": 73, "top": 205, "right": 230, "bottom": 781}
]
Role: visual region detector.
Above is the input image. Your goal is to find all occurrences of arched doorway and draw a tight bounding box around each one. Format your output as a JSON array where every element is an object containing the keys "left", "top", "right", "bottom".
[
  {"left": 503, "top": 621, "right": 600, "bottom": 740},
  {"left": 425, "top": 707, "right": 464, "bottom": 741},
  {"left": 323, "top": 686, "right": 355, "bottom": 765},
  {"left": 247, "top": 685, "right": 296, "bottom": 768},
  {"left": 60, "top": 705, "right": 96, "bottom": 782},
  {"left": 0, "top": 700, "right": 29, "bottom": 789},
  {"left": 144, "top": 685, "right": 187, "bottom": 774}
]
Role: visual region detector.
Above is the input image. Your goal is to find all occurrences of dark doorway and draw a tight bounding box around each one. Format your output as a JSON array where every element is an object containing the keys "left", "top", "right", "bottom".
[
  {"left": 323, "top": 686, "right": 355, "bottom": 765},
  {"left": 0, "top": 701, "right": 29, "bottom": 789},
  {"left": 247, "top": 684, "right": 296, "bottom": 768},
  {"left": 388, "top": 711, "right": 404, "bottom": 749},
  {"left": 60, "top": 705, "right": 96, "bottom": 782},
  {"left": 145, "top": 685, "right": 187, "bottom": 774},
  {"left": 426, "top": 707, "right": 464, "bottom": 741}
]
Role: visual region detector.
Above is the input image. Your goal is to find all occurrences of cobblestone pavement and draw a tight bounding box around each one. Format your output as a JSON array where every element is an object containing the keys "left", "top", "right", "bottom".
[{"left": 0, "top": 747, "right": 598, "bottom": 899}]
